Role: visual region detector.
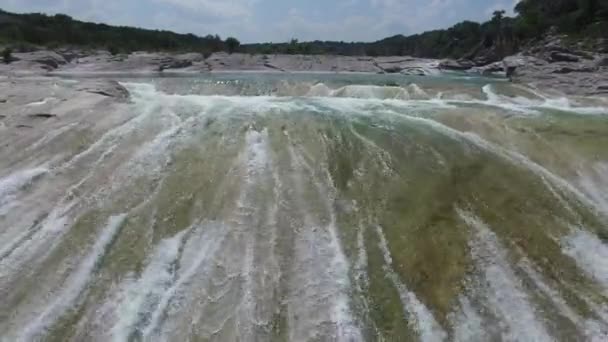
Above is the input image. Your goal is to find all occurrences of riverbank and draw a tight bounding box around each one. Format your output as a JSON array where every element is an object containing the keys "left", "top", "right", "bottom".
[{"left": 1, "top": 42, "right": 607, "bottom": 97}]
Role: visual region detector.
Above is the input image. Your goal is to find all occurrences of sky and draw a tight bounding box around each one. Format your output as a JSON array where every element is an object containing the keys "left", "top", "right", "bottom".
[{"left": 0, "top": 0, "right": 518, "bottom": 43}]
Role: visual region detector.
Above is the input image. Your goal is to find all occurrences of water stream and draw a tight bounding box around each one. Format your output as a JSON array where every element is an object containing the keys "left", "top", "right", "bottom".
[{"left": 1, "top": 73, "right": 608, "bottom": 341}]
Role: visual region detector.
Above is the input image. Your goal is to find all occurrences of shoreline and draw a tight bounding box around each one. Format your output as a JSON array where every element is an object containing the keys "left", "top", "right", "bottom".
[{"left": 0, "top": 47, "right": 606, "bottom": 96}]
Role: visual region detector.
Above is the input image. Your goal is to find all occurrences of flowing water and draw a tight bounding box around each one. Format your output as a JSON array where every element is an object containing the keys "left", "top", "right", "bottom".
[{"left": 1, "top": 73, "right": 608, "bottom": 341}]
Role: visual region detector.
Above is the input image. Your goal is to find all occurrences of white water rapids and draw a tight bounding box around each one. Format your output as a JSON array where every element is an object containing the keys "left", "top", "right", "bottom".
[{"left": 1, "top": 73, "right": 608, "bottom": 341}]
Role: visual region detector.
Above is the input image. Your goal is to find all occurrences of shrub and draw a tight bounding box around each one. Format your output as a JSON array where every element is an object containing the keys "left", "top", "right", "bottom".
[
  {"left": 225, "top": 37, "right": 240, "bottom": 54},
  {"left": 2, "top": 48, "right": 13, "bottom": 64},
  {"left": 108, "top": 45, "right": 119, "bottom": 56}
]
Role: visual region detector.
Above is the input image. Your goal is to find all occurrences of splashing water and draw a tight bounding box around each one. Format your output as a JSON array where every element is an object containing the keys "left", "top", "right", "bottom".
[{"left": 1, "top": 73, "right": 608, "bottom": 341}]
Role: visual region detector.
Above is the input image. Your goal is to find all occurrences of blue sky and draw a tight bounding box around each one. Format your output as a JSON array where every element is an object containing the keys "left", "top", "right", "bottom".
[{"left": 0, "top": 0, "right": 518, "bottom": 43}]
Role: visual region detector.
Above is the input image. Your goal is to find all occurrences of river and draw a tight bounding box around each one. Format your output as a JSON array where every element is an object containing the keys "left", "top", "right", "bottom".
[{"left": 1, "top": 73, "right": 608, "bottom": 341}]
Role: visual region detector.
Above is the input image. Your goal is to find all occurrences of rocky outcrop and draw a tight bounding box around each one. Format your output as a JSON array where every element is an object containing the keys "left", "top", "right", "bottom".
[
  {"left": 439, "top": 59, "right": 475, "bottom": 71},
  {"left": 470, "top": 61, "right": 504, "bottom": 76},
  {"left": 504, "top": 34, "right": 608, "bottom": 96},
  {"left": 77, "top": 80, "right": 130, "bottom": 101},
  {"left": 0, "top": 49, "right": 444, "bottom": 75},
  {"left": 1, "top": 42, "right": 607, "bottom": 97},
  {"left": 158, "top": 57, "right": 193, "bottom": 71},
  {"left": 549, "top": 52, "right": 581, "bottom": 63},
  {"left": 0, "top": 50, "right": 68, "bottom": 72}
]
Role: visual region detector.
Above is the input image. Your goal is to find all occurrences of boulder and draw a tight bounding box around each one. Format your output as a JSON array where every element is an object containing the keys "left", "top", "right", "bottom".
[
  {"left": 158, "top": 57, "right": 193, "bottom": 71},
  {"left": 595, "top": 84, "right": 608, "bottom": 93},
  {"left": 503, "top": 55, "right": 525, "bottom": 78},
  {"left": 473, "top": 56, "right": 491, "bottom": 66},
  {"left": 439, "top": 59, "right": 474, "bottom": 70},
  {"left": 550, "top": 52, "right": 580, "bottom": 63},
  {"left": 78, "top": 80, "right": 130, "bottom": 101},
  {"left": 10, "top": 50, "right": 65, "bottom": 69},
  {"left": 381, "top": 65, "right": 403, "bottom": 73},
  {"left": 472, "top": 61, "right": 504, "bottom": 76},
  {"left": 552, "top": 65, "right": 596, "bottom": 74},
  {"left": 28, "top": 51, "right": 67, "bottom": 69},
  {"left": 400, "top": 67, "right": 426, "bottom": 76},
  {"left": 596, "top": 56, "right": 608, "bottom": 67}
]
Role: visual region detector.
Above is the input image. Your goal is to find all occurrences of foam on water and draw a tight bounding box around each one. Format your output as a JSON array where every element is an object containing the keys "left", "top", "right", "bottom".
[
  {"left": 3, "top": 76, "right": 608, "bottom": 341},
  {"left": 457, "top": 209, "right": 552, "bottom": 342},
  {"left": 577, "top": 162, "right": 608, "bottom": 216},
  {"left": 517, "top": 256, "right": 608, "bottom": 339},
  {"left": 0, "top": 199, "right": 74, "bottom": 282},
  {"left": 384, "top": 112, "right": 608, "bottom": 219},
  {"left": 450, "top": 296, "right": 488, "bottom": 342},
  {"left": 25, "top": 97, "right": 56, "bottom": 106},
  {"left": 354, "top": 222, "right": 369, "bottom": 290},
  {"left": 286, "top": 143, "right": 363, "bottom": 341},
  {"left": 111, "top": 229, "right": 187, "bottom": 341},
  {"left": 479, "top": 84, "right": 608, "bottom": 115},
  {"left": 26, "top": 122, "right": 80, "bottom": 152},
  {"left": 141, "top": 222, "right": 229, "bottom": 339},
  {"left": 562, "top": 229, "right": 608, "bottom": 290},
  {"left": 374, "top": 225, "right": 447, "bottom": 342},
  {"left": 0, "top": 167, "right": 48, "bottom": 208},
  {"left": 331, "top": 85, "right": 410, "bottom": 100},
  {"left": 18, "top": 214, "right": 127, "bottom": 341},
  {"left": 233, "top": 128, "right": 273, "bottom": 340}
]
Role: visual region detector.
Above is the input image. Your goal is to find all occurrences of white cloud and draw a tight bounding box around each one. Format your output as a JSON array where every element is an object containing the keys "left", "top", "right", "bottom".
[
  {"left": 154, "top": 0, "right": 256, "bottom": 18},
  {"left": 1, "top": 0, "right": 521, "bottom": 43},
  {"left": 271, "top": 11, "right": 383, "bottom": 42}
]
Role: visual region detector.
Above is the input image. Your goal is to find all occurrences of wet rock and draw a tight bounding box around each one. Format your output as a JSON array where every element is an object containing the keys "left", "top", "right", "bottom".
[
  {"left": 550, "top": 52, "right": 580, "bottom": 63},
  {"left": 27, "top": 113, "right": 57, "bottom": 119},
  {"left": 15, "top": 50, "right": 68, "bottom": 70},
  {"left": 439, "top": 59, "right": 474, "bottom": 70},
  {"left": 552, "top": 65, "right": 596, "bottom": 74},
  {"left": 78, "top": 80, "right": 130, "bottom": 101},
  {"left": 471, "top": 61, "right": 504, "bottom": 76},
  {"left": 503, "top": 55, "right": 529, "bottom": 78},
  {"left": 158, "top": 57, "right": 194, "bottom": 71},
  {"left": 596, "top": 57, "right": 608, "bottom": 68},
  {"left": 473, "top": 56, "right": 491, "bottom": 66},
  {"left": 400, "top": 67, "right": 427, "bottom": 76},
  {"left": 263, "top": 62, "right": 285, "bottom": 72},
  {"left": 381, "top": 65, "right": 403, "bottom": 73},
  {"left": 596, "top": 84, "right": 608, "bottom": 92}
]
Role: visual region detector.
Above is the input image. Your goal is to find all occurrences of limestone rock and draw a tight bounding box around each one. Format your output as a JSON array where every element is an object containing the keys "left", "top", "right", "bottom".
[
  {"left": 78, "top": 80, "right": 130, "bottom": 101},
  {"left": 439, "top": 59, "right": 474, "bottom": 70},
  {"left": 550, "top": 52, "right": 580, "bottom": 63}
]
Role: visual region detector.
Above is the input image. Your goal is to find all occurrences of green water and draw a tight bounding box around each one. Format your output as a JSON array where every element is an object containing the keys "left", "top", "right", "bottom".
[{"left": 1, "top": 73, "right": 608, "bottom": 341}]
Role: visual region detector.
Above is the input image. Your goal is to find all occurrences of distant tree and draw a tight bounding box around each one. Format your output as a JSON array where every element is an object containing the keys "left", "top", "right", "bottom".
[
  {"left": 2, "top": 48, "right": 13, "bottom": 64},
  {"left": 492, "top": 10, "right": 506, "bottom": 22},
  {"left": 225, "top": 37, "right": 240, "bottom": 54},
  {"left": 365, "top": 46, "right": 379, "bottom": 57},
  {"left": 286, "top": 39, "right": 300, "bottom": 54},
  {"left": 108, "top": 45, "right": 119, "bottom": 55}
]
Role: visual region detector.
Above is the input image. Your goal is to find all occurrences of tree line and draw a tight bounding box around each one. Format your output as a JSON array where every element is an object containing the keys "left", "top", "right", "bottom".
[
  {"left": 1, "top": 0, "right": 607, "bottom": 61},
  {"left": 0, "top": 10, "right": 241, "bottom": 55}
]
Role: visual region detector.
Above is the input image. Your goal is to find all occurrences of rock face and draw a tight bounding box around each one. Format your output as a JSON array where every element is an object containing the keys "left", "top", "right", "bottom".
[
  {"left": 0, "top": 49, "right": 441, "bottom": 75},
  {"left": 504, "top": 34, "right": 608, "bottom": 96},
  {"left": 0, "top": 41, "right": 606, "bottom": 96},
  {"left": 0, "top": 50, "right": 68, "bottom": 72}
]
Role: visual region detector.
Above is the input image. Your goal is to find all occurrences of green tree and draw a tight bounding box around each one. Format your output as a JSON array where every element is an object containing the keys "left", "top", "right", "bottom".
[
  {"left": 225, "top": 37, "right": 240, "bottom": 54},
  {"left": 2, "top": 48, "right": 13, "bottom": 64}
]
